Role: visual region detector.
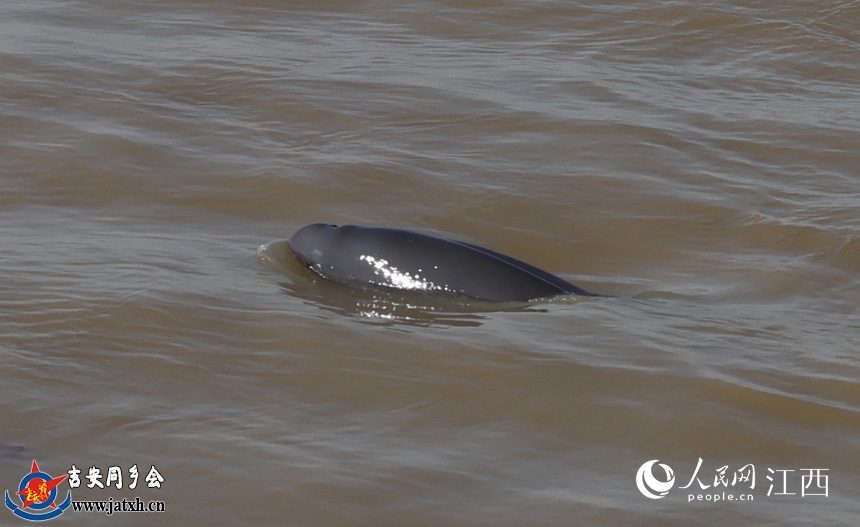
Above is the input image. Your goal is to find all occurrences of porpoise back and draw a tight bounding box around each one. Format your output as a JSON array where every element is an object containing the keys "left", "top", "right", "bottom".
[{"left": 287, "top": 223, "right": 594, "bottom": 302}]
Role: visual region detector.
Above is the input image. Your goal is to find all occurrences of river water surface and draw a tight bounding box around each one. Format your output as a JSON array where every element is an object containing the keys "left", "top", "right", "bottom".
[{"left": 2, "top": 1, "right": 859, "bottom": 525}]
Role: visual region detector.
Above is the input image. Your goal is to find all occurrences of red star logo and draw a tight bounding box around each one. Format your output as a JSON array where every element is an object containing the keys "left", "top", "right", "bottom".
[{"left": 16, "top": 460, "right": 68, "bottom": 509}]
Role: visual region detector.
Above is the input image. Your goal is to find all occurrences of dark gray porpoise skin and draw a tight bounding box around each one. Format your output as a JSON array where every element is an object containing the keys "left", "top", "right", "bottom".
[{"left": 287, "top": 223, "right": 594, "bottom": 302}]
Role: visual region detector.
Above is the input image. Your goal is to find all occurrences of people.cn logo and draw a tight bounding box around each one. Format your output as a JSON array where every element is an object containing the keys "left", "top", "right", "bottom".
[{"left": 636, "top": 460, "right": 675, "bottom": 499}]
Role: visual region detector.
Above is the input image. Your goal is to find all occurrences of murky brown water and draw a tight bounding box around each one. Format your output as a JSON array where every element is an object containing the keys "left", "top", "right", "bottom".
[{"left": 2, "top": 1, "right": 859, "bottom": 525}]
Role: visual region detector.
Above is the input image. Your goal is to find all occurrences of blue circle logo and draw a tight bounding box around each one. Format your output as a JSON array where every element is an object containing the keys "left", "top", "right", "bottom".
[{"left": 4, "top": 461, "right": 72, "bottom": 521}]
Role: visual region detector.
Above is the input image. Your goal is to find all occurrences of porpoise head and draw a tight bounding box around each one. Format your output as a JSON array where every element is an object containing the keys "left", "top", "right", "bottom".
[{"left": 286, "top": 223, "right": 339, "bottom": 274}]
